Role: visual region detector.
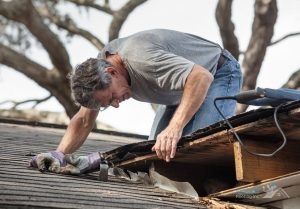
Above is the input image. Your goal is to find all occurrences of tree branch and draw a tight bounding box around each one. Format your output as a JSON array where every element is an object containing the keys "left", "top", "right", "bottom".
[
  {"left": 0, "top": 43, "right": 51, "bottom": 84},
  {"left": 37, "top": 6, "right": 105, "bottom": 50},
  {"left": 269, "top": 32, "right": 300, "bottom": 46},
  {"left": 62, "top": 0, "right": 148, "bottom": 44},
  {"left": 0, "top": 0, "right": 72, "bottom": 75},
  {"left": 215, "top": 0, "right": 240, "bottom": 59},
  {"left": 109, "top": 0, "right": 148, "bottom": 41},
  {"left": 242, "top": 0, "right": 278, "bottom": 90},
  {"left": 282, "top": 69, "right": 300, "bottom": 89},
  {"left": 0, "top": 94, "right": 53, "bottom": 109},
  {"left": 66, "top": 0, "right": 114, "bottom": 15},
  {"left": 237, "top": 0, "right": 278, "bottom": 113},
  {"left": 0, "top": 42, "right": 78, "bottom": 116}
]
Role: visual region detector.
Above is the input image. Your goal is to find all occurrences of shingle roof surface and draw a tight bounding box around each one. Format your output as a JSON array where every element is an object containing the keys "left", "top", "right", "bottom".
[{"left": 0, "top": 122, "right": 206, "bottom": 209}]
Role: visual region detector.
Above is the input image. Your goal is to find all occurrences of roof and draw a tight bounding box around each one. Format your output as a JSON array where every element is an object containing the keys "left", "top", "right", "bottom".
[
  {"left": 1, "top": 100, "right": 300, "bottom": 208},
  {"left": 0, "top": 120, "right": 207, "bottom": 209},
  {"left": 101, "top": 100, "right": 300, "bottom": 208}
]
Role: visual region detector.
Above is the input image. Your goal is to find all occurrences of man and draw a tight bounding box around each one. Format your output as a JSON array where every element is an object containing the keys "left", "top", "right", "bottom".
[{"left": 30, "top": 29, "right": 242, "bottom": 175}]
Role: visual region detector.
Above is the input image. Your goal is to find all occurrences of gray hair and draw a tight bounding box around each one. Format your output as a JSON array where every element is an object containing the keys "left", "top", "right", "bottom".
[{"left": 68, "top": 58, "right": 112, "bottom": 109}]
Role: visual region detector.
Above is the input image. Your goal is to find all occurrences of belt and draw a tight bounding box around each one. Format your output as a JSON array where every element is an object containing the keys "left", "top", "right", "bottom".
[{"left": 217, "top": 54, "right": 226, "bottom": 70}]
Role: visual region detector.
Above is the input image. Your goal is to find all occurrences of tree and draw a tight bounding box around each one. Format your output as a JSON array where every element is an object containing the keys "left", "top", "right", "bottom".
[
  {"left": 215, "top": 0, "right": 300, "bottom": 113},
  {"left": 0, "top": 0, "right": 299, "bottom": 118},
  {"left": 0, "top": 0, "right": 147, "bottom": 117}
]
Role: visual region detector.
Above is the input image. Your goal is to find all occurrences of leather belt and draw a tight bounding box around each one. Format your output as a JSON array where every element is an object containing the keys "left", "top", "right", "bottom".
[{"left": 217, "top": 54, "right": 226, "bottom": 70}]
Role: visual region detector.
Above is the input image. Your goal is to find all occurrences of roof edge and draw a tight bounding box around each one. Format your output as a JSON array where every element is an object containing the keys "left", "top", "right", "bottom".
[{"left": 0, "top": 117, "right": 148, "bottom": 140}]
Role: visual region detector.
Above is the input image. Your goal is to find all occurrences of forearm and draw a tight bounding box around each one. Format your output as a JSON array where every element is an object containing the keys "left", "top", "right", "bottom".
[
  {"left": 57, "top": 107, "right": 99, "bottom": 154},
  {"left": 169, "top": 65, "right": 214, "bottom": 130},
  {"left": 152, "top": 65, "right": 214, "bottom": 162}
]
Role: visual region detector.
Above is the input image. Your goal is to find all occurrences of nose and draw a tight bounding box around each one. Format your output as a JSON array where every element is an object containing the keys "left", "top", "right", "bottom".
[{"left": 110, "top": 99, "right": 120, "bottom": 108}]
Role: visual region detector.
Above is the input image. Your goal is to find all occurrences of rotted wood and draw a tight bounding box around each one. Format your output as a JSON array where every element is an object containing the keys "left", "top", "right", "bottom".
[
  {"left": 109, "top": 102, "right": 300, "bottom": 189},
  {"left": 105, "top": 101, "right": 300, "bottom": 166},
  {"left": 115, "top": 106, "right": 300, "bottom": 168},
  {"left": 231, "top": 107, "right": 300, "bottom": 141},
  {"left": 114, "top": 129, "right": 236, "bottom": 171}
]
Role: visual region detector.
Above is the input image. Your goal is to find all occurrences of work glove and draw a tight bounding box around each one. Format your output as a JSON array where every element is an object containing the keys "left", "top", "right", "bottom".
[
  {"left": 60, "top": 152, "right": 101, "bottom": 175},
  {"left": 29, "top": 150, "right": 66, "bottom": 173}
]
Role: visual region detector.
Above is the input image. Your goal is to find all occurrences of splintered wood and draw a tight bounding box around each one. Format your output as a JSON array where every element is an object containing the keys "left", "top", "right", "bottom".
[{"left": 114, "top": 103, "right": 300, "bottom": 186}]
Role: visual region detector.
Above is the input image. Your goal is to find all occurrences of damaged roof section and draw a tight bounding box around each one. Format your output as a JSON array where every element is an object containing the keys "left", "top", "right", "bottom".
[
  {"left": 102, "top": 100, "right": 300, "bottom": 207},
  {"left": 103, "top": 100, "right": 300, "bottom": 165}
]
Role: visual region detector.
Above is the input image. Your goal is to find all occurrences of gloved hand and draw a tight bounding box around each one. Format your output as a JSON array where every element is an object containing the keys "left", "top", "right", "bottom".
[
  {"left": 60, "top": 152, "right": 101, "bottom": 175},
  {"left": 29, "top": 150, "right": 66, "bottom": 173}
]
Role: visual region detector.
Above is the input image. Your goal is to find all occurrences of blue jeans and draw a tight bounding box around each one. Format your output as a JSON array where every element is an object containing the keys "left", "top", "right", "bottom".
[{"left": 148, "top": 50, "right": 242, "bottom": 140}]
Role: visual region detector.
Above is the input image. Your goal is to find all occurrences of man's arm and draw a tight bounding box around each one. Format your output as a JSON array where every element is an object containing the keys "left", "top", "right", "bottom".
[
  {"left": 152, "top": 64, "right": 214, "bottom": 162},
  {"left": 29, "top": 106, "right": 99, "bottom": 173},
  {"left": 57, "top": 106, "right": 99, "bottom": 154}
]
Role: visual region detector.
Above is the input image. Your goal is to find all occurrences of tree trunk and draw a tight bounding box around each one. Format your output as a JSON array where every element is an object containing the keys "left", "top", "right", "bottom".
[
  {"left": 282, "top": 69, "right": 300, "bottom": 89},
  {"left": 237, "top": 0, "right": 278, "bottom": 113},
  {"left": 215, "top": 0, "right": 240, "bottom": 60}
]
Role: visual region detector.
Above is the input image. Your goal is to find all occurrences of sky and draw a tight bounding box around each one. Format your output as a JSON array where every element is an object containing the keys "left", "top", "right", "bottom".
[{"left": 0, "top": 0, "right": 300, "bottom": 135}]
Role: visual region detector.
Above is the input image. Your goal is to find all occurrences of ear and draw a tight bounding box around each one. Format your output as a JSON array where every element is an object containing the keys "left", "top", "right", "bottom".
[{"left": 105, "top": 67, "right": 118, "bottom": 77}]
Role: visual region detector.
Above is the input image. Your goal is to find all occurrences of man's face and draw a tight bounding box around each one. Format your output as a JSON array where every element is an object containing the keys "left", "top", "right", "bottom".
[{"left": 92, "top": 73, "right": 132, "bottom": 109}]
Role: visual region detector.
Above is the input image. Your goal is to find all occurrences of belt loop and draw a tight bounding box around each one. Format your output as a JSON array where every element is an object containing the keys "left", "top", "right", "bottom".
[
  {"left": 222, "top": 49, "right": 228, "bottom": 57},
  {"left": 217, "top": 51, "right": 226, "bottom": 70},
  {"left": 222, "top": 49, "right": 233, "bottom": 60}
]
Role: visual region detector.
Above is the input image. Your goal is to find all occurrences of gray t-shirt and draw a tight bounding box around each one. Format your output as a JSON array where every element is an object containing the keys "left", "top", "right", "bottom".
[{"left": 99, "top": 29, "right": 222, "bottom": 105}]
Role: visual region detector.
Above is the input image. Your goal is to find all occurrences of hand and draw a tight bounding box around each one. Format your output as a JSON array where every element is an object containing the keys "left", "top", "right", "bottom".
[
  {"left": 29, "top": 151, "right": 66, "bottom": 173},
  {"left": 60, "top": 152, "right": 101, "bottom": 175},
  {"left": 151, "top": 126, "right": 182, "bottom": 162}
]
